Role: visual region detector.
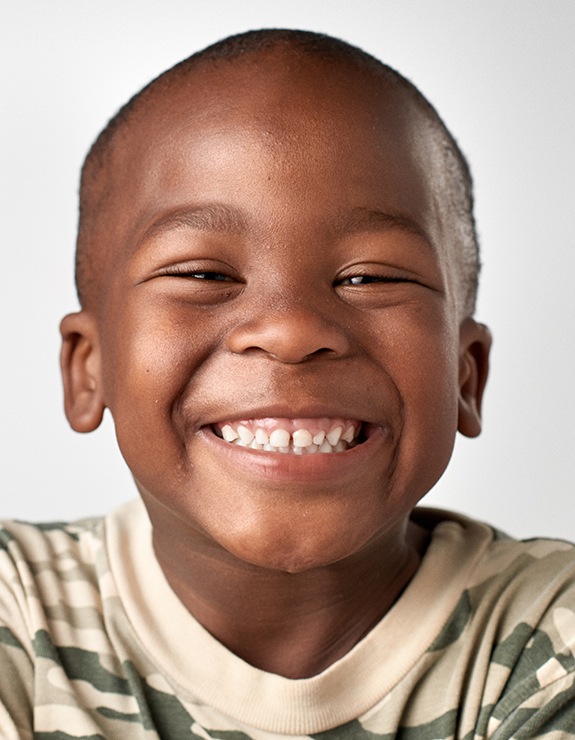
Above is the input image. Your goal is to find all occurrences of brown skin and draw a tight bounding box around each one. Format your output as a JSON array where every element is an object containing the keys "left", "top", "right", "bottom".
[{"left": 60, "top": 50, "right": 491, "bottom": 678}]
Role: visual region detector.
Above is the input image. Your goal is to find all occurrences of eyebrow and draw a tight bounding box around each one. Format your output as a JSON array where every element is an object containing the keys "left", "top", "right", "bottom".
[
  {"left": 142, "top": 203, "right": 248, "bottom": 241},
  {"left": 334, "top": 206, "right": 432, "bottom": 245}
]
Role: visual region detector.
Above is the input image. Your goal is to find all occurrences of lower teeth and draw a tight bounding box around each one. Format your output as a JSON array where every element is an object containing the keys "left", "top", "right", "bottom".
[{"left": 227, "top": 438, "right": 352, "bottom": 454}]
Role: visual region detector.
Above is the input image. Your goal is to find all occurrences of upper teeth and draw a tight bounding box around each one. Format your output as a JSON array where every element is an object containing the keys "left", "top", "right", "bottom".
[{"left": 218, "top": 420, "right": 359, "bottom": 454}]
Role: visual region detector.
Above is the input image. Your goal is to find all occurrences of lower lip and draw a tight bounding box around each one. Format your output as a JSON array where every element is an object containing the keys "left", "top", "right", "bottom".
[{"left": 198, "top": 425, "right": 390, "bottom": 483}]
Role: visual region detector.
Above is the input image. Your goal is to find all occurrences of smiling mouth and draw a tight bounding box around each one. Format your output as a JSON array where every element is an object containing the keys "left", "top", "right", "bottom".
[{"left": 212, "top": 418, "right": 364, "bottom": 454}]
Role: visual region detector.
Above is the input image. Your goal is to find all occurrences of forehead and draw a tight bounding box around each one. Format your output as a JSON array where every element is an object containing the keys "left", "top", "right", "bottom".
[{"left": 95, "top": 50, "right": 453, "bottom": 289}]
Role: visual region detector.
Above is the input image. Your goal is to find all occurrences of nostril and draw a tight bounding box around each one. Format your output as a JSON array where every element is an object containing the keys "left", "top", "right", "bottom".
[
  {"left": 225, "top": 310, "right": 352, "bottom": 363},
  {"left": 304, "top": 347, "right": 339, "bottom": 361},
  {"left": 268, "top": 346, "right": 337, "bottom": 364}
]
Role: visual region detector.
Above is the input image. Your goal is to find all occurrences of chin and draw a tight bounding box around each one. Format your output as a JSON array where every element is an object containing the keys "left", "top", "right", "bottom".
[{"left": 217, "top": 522, "right": 374, "bottom": 574}]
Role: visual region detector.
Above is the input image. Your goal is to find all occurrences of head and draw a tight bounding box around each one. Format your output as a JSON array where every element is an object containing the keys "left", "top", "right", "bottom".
[
  {"left": 61, "top": 30, "right": 491, "bottom": 572},
  {"left": 76, "top": 30, "right": 480, "bottom": 316}
]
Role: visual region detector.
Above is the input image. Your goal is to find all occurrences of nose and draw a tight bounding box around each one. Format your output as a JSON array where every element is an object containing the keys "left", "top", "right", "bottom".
[{"left": 226, "top": 301, "right": 352, "bottom": 364}]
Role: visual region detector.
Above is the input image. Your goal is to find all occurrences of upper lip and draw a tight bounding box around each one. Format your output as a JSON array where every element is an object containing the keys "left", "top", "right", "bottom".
[{"left": 200, "top": 403, "right": 382, "bottom": 427}]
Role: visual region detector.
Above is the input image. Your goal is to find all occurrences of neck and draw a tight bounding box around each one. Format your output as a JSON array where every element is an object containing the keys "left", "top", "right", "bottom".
[{"left": 149, "top": 507, "right": 429, "bottom": 679}]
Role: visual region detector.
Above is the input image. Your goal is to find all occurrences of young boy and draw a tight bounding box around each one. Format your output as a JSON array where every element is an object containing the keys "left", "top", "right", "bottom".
[{"left": 1, "top": 28, "right": 574, "bottom": 739}]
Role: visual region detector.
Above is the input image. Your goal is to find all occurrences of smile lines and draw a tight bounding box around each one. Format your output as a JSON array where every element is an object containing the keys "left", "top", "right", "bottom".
[{"left": 214, "top": 419, "right": 361, "bottom": 454}]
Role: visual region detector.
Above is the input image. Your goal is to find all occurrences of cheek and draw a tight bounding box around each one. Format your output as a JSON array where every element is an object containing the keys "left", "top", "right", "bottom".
[
  {"left": 99, "top": 306, "right": 204, "bottom": 473},
  {"left": 102, "top": 300, "right": 208, "bottom": 405},
  {"left": 379, "top": 309, "right": 461, "bottom": 492}
]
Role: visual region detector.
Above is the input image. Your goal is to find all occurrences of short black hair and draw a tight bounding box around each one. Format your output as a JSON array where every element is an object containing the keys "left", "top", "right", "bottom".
[{"left": 76, "top": 29, "right": 480, "bottom": 314}]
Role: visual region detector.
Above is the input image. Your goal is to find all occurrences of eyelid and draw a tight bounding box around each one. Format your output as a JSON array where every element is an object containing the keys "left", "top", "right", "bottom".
[
  {"left": 164, "top": 268, "right": 234, "bottom": 281},
  {"left": 154, "top": 260, "right": 242, "bottom": 283},
  {"left": 334, "top": 267, "right": 418, "bottom": 286},
  {"left": 338, "top": 275, "right": 414, "bottom": 286}
]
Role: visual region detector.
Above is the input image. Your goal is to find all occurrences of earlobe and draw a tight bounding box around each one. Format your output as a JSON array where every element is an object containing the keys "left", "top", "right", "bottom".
[
  {"left": 60, "top": 311, "right": 106, "bottom": 433},
  {"left": 457, "top": 318, "right": 492, "bottom": 438}
]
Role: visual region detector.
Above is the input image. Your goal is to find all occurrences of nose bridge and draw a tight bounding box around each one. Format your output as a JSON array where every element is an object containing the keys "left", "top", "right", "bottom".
[{"left": 225, "top": 280, "right": 351, "bottom": 363}]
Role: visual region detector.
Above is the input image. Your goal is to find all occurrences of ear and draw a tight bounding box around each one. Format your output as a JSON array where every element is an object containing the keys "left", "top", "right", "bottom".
[
  {"left": 60, "top": 311, "right": 106, "bottom": 433},
  {"left": 457, "top": 317, "right": 492, "bottom": 438}
]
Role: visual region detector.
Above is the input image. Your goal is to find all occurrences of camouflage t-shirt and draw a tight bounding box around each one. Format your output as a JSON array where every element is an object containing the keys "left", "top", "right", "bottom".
[{"left": 1, "top": 500, "right": 575, "bottom": 739}]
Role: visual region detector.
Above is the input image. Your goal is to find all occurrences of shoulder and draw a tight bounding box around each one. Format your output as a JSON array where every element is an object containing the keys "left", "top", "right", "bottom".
[
  {"left": 0, "top": 513, "right": 106, "bottom": 586},
  {"left": 0, "top": 512, "right": 109, "bottom": 737},
  {"left": 0, "top": 499, "right": 145, "bottom": 572},
  {"left": 0, "top": 500, "right": 146, "bottom": 635},
  {"left": 417, "top": 508, "right": 575, "bottom": 737},
  {"left": 0, "top": 501, "right": 148, "bottom": 608},
  {"left": 417, "top": 506, "right": 575, "bottom": 594},
  {"left": 0, "top": 501, "right": 156, "bottom": 737},
  {"left": 0, "top": 513, "right": 108, "bottom": 634},
  {"left": 418, "top": 507, "right": 575, "bottom": 649}
]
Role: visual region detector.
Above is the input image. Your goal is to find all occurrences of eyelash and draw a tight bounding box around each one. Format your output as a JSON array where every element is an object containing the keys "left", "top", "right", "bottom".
[
  {"left": 161, "top": 267, "right": 236, "bottom": 282},
  {"left": 188, "top": 271, "right": 233, "bottom": 281},
  {"left": 336, "top": 274, "right": 414, "bottom": 286}
]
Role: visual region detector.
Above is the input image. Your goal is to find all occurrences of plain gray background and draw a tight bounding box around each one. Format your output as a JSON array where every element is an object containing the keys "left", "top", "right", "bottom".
[{"left": 1, "top": 1, "right": 574, "bottom": 537}]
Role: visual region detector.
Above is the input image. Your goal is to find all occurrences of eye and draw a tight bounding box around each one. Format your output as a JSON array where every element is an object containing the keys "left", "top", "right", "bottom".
[
  {"left": 186, "top": 271, "right": 234, "bottom": 281},
  {"left": 338, "top": 274, "right": 411, "bottom": 286},
  {"left": 333, "top": 265, "right": 433, "bottom": 308},
  {"left": 146, "top": 260, "right": 244, "bottom": 306},
  {"left": 160, "top": 267, "right": 236, "bottom": 282},
  {"left": 335, "top": 272, "right": 416, "bottom": 287}
]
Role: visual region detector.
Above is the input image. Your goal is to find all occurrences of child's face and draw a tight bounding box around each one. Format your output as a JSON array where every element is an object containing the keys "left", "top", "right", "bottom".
[{"left": 62, "top": 53, "right": 490, "bottom": 572}]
